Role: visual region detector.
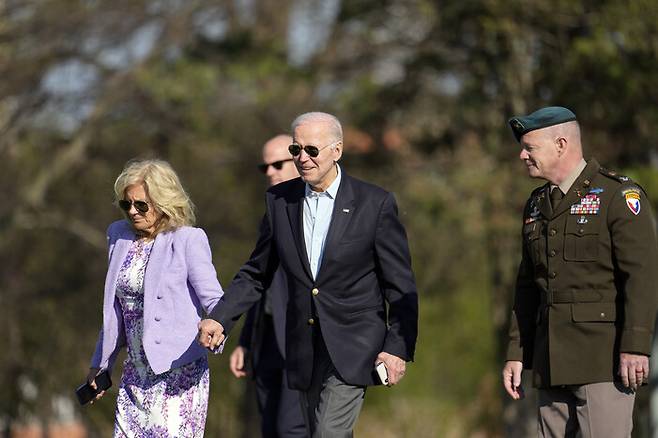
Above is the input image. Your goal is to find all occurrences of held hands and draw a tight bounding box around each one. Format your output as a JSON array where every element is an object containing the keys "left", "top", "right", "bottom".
[
  {"left": 376, "top": 352, "right": 406, "bottom": 386},
  {"left": 197, "top": 319, "right": 225, "bottom": 351},
  {"left": 229, "top": 346, "right": 248, "bottom": 378},
  {"left": 619, "top": 353, "right": 649, "bottom": 391},
  {"left": 502, "top": 360, "right": 524, "bottom": 400},
  {"left": 86, "top": 368, "right": 106, "bottom": 404}
]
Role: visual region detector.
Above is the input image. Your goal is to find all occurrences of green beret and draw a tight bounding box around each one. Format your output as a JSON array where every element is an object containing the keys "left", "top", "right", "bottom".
[{"left": 508, "top": 106, "right": 577, "bottom": 142}]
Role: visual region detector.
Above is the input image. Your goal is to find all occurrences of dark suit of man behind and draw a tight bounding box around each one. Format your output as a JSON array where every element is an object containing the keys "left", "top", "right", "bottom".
[
  {"left": 230, "top": 134, "right": 305, "bottom": 438},
  {"left": 199, "top": 112, "right": 418, "bottom": 437}
]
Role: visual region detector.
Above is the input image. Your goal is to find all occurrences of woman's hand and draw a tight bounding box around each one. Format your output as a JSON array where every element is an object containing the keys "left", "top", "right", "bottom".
[{"left": 86, "top": 368, "right": 106, "bottom": 403}]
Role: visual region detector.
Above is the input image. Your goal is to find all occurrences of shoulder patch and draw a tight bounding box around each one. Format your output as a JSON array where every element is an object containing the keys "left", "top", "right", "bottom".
[
  {"left": 599, "top": 167, "right": 631, "bottom": 183},
  {"left": 622, "top": 188, "right": 642, "bottom": 215}
]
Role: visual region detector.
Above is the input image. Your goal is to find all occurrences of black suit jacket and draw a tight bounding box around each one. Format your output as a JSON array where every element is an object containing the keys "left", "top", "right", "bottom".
[
  {"left": 211, "top": 172, "right": 418, "bottom": 390},
  {"left": 238, "top": 267, "right": 288, "bottom": 370}
]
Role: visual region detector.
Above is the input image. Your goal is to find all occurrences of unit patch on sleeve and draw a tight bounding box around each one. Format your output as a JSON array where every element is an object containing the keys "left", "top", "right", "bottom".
[{"left": 622, "top": 188, "right": 641, "bottom": 215}]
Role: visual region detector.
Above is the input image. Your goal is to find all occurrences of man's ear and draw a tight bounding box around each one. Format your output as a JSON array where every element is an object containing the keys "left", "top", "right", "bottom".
[
  {"left": 333, "top": 141, "right": 343, "bottom": 161},
  {"left": 555, "top": 136, "right": 567, "bottom": 156}
]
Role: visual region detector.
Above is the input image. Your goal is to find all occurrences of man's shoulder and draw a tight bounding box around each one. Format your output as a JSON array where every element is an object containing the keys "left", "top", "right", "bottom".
[
  {"left": 267, "top": 177, "right": 304, "bottom": 197},
  {"left": 343, "top": 173, "right": 390, "bottom": 200},
  {"left": 597, "top": 166, "right": 633, "bottom": 185},
  {"left": 594, "top": 166, "right": 648, "bottom": 197}
]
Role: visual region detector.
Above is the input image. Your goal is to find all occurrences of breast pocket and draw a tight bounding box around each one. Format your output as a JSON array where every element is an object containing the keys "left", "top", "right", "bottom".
[{"left": 564, "top": 216, "right": 600, "bottom": 261}]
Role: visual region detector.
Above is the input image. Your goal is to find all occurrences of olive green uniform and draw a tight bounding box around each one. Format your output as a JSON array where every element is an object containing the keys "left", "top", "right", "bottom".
[{"left": 507, "top": 158, "right": 658, "bottom": 388}]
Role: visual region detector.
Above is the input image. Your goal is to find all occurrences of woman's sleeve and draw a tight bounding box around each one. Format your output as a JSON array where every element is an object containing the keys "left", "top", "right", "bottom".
[
  {"left": 89, "top": 298, "right": 126, "bottom": 371},
  {"left": 186, "top": 228, "right": 224, "bottom": 315}
]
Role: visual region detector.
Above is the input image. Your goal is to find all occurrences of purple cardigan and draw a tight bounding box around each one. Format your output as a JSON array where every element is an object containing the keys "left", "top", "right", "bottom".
[{"left": 90, "top": 220, "right": 224, "bottom": 375}]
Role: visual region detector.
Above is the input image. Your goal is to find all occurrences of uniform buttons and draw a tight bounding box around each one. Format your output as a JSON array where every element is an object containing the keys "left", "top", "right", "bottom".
[
  {"left": 579, "top": 228, "right": 585, "bottom": 234},
  {"left": 155, "top": 316, "right": 161, "bottom": 321},
  {"left": 583, "top": 179, "right": 591, "bottom": 186},
  {"left": 156, "top": 295, "right": 163, "bottom": 299},
  {"left": 549, "top": 229, "right": 557, "bottom": 236},
  {"left": 549, "top": 272, "right": 557, "bottom": 279},
  {"left": 549, "top": 250, "right": 557, "bottom": 257},
  {"left": 600, "top": 312, "right": 606, "bottom": 318},
  {"left": 312, "top": 288, "right": 319, "bottom": 296},
  {"left": 155, "top": 339, "right": 161, "bottom": 344},
  {"left": 308, "top": 318, "right": 315, "bottom": 325}
]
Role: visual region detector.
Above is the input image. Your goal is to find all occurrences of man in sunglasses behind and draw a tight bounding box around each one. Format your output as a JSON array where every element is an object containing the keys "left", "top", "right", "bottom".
[
  {"left": 200, "top": 112, "right": 418, "bottom": 436},
  {"left": 258, "top": 134, "right": 299, "bottom": 186},
  {"left": 228, "top": 134, "right": 306, "bottom": 438}
]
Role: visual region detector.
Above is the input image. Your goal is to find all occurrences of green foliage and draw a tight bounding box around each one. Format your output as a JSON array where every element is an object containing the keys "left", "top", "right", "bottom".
[{"left": 2, "top": 0, "right": 658, "bottom": 436}]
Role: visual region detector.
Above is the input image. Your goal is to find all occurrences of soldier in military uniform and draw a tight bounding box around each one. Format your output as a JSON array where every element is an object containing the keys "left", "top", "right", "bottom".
[{"left": 502, "top": 106, "right": 658, "bottom": 437}]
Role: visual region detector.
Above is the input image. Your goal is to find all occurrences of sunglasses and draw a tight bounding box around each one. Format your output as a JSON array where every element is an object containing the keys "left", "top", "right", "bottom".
[
  {"left": 118, "top": 199, "right": 150, "bottom": 214},
  {"left": 288, "top": 141, "right": 340, "bottom": 158},
  {"left": 257, "top": 159, "right": 293, "bottom": 174}
]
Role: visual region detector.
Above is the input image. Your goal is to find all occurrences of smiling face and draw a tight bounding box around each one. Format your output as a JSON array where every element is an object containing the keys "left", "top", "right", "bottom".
[
  {"left": 292, "top": 121, "right": 343, "bottom": 191},
  {"left": 518, "top": 128, "right": 561, "bottom": 181},
  {"left": 122, "top": 183, "right": 163, "bottom": 238}
]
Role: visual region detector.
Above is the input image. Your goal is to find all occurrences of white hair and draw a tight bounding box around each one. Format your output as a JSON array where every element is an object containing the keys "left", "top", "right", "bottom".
[{"left": 291, "top": 112, "right": 343, "bottom": 145}]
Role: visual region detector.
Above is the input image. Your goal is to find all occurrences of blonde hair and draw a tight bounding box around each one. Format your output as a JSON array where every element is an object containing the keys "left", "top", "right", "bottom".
[{"left": 114, "top": 159, "right": 196, "bottom": 235}]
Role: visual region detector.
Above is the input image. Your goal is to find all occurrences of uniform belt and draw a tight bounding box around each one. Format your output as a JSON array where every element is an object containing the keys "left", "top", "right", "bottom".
[{"left": 543, "top": 290, "right": 617, "bottom": 305}]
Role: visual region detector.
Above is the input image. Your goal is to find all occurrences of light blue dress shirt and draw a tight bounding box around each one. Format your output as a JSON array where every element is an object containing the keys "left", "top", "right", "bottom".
[{"left": 303, "top": 164, "right": 342, "bottom": 280}]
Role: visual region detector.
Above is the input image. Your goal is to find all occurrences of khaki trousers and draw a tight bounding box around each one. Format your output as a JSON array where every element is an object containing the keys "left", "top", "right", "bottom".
[{"left": 538, "top": 382, "right": 635, "bottom": 438}]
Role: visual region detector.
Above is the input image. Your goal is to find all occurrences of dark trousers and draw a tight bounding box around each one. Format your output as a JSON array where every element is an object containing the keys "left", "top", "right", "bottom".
[{"left": 254, "top": 318, "right": 306, "bottom": 438}]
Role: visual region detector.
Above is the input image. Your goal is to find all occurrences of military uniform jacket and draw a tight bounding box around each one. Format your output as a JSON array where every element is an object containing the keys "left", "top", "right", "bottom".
[{"left": 507, "top": 159, "right": 658, "bottom": 387}]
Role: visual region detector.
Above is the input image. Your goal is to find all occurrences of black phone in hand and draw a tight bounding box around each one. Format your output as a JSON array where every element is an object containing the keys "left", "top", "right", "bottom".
[{"left": 75, "top": 370, "right": 112, "bottom": 405}]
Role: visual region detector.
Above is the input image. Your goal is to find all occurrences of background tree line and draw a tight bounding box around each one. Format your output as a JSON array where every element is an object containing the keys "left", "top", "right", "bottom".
[{"left": 1, "top": 0, "right": 657, "bottom": 436}]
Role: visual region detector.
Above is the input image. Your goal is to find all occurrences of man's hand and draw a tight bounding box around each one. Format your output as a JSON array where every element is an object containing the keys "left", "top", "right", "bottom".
[
  {"left": 502, "top": 360, "right": 524, "bottom": 400},
  {"left": 229, "top": 346, "right": 248, "bottom": 378},
  {"left": 197, "top": 319, "right": 225, "bottom": 351},
  {"left": 375, "top": 352, "right": 406, "bottom": 386},
  {"left": 619, "top": 353, "right": 649, "bottom": 391}
]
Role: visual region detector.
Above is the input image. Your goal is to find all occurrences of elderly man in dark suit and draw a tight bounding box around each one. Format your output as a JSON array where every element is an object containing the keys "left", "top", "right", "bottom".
[{"left": 199, "top": 112, "right": 418, "bottom": 437}]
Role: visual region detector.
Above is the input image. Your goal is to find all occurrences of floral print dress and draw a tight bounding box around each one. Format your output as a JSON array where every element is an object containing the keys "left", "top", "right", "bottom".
[{"left": 113, "top": 237, "right": 210, "bottom": 437}]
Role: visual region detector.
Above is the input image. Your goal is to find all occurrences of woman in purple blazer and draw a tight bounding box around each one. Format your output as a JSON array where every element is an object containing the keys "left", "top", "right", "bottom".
[{"left": 87, "top": 159, "right": 224, "bottom": 437}]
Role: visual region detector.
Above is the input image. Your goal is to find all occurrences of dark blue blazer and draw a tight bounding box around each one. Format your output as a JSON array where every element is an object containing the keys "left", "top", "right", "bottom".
[
  {"left": 238, "top": 267, "right": 288, "bottom": 367},
  {"left": 211, "top": 173, "right": 418, "bottom": 390}
]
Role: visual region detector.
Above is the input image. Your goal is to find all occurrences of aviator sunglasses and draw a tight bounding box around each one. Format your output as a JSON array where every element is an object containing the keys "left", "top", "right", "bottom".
[
  {"left": 288, "top": 140, "right": 340, "bottom": 158},
  {"left": 118, "top": 199, "right": 150, "bottom": 214},
  {"left": 257, "top": 159, "right": 293, "bottom": 174}
]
